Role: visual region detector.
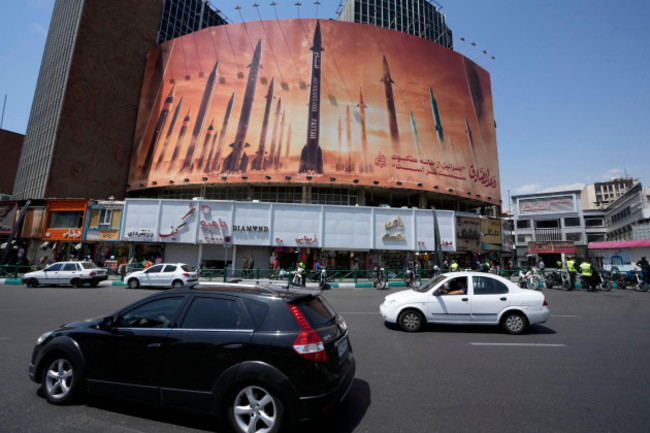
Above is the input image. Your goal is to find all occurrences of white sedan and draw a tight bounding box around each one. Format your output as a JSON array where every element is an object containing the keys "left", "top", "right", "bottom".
[
  {"left": 124, "top": 263, "right": 198, "bottom": 289},
  {"left": 380, "top": 272, "right": 550, "bottom": 334}
]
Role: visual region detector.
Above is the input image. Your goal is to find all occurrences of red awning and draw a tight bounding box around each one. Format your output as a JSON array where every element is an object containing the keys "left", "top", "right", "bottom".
[{"left": 588, "top": 240, "right": 650, "bottom": 250}]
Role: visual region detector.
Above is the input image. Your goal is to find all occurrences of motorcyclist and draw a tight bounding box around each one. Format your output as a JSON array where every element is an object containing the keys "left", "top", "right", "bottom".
[
  {"left": 636, "top": 256, "right": 650, "bottom": 284},
  {"left": 299, "top": 261, "right": 306, "bottom": 286},
  {"left": 578, "top": 258, "right": 596, "bottom": 292}
]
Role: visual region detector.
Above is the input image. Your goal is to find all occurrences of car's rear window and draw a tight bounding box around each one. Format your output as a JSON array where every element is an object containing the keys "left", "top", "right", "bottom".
[
  {"left": 80, "top": 262, "right": 98, "bottom": 269},
  {"left": 294, "top": 296, "right": 337, "bottom": 329},
  {"left": 181, "top": 265, "right": 193, "bottom": 272}
]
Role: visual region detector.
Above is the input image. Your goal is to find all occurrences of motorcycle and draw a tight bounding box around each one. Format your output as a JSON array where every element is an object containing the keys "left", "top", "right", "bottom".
[
  {"left": 594, "top": 271, "right": 612, "bottom": 292},
  {"left": 404, "top": 267, "right": 420, "bottom": 289},
  {"left": 544, "top": 269, "right": 571, "bottom": 291},
  {"left": 623, "top": 270, "right": 648, "bottom": 292},
  {"left": 373, "top": 265, "right": 387, "bottom": 290},
  {"left": 518, "top": 267, "right": 541, "bottom": 290},
  {"left": 291, "top": 265, "right": 305, "bottom": 287}
]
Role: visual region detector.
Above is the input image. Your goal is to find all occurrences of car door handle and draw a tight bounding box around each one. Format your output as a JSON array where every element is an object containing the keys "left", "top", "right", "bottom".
[
  {"left": 146, "top": 343, "right": 162, "bottom": 349},
  {"left": 500, "top": 297, "right": 507, "bottom": 301},
  {"left": 461, "top": 298, "right": 468, "bottom": 302},
  {"left": 224, "top": 343, "right": 243, "bottom": 350}
]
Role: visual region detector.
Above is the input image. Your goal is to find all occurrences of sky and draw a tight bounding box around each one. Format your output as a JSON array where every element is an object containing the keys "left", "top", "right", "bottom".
[{"left": 1, "top": 0, "right": 649, "bottom": 207}]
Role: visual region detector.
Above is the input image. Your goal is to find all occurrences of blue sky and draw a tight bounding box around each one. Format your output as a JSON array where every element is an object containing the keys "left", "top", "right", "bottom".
[{"left": 2, "top": 0, "right": 649, "bottom": 206}]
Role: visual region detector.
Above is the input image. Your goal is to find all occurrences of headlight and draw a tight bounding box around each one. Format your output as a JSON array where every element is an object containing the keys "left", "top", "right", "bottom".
[{"left": 36, "top": 331, "right": 53, "bottom": 345}]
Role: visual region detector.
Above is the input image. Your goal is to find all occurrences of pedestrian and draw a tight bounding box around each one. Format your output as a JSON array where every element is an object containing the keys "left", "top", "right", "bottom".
[
  {"left": 241, "top": 256, "right": 248, "bottom": 278},
  {"left": 579, "top": 258, "right": 596, "bottom": 292},
  {"left": 248, "top": 255, "right": 255, "bottom": 277},
  {"left": 537, "top": 258, "right": 545, "bottom": 275}
]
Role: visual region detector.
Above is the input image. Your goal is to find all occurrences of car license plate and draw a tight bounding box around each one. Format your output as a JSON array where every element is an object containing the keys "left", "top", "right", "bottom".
[{"left": 336, "top": 337, "right": 349, "bottom": 359}]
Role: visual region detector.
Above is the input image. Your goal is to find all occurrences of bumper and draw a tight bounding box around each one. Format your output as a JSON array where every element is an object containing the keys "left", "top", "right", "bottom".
[
  {"left": 296, "top": 353, "right": 356, "bottom": 422},
  {"left": 379, "top": 302, "right": 399, "bottom": 323},
  {"left": 527, "top": 307, "right": 550, "bottom": 325}
]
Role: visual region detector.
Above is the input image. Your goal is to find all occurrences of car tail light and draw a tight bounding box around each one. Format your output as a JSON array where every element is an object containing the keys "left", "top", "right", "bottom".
[
  {"left": 543, "top": 297, "right": 548, "bottom": 306},
  {"left": 89, "top": 271, "right": 96, "bottom": 276},
  {"left": 182, "top": 273, "right": 190, "bottom": 277},
  {"left": 287, "top": 304, "right": 328, "bottom": 362}
]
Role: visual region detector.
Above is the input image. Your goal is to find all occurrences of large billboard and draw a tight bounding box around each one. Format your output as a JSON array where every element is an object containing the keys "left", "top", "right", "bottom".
[{"left": 129, "top": 19, "right": 500, "bottom": 204}]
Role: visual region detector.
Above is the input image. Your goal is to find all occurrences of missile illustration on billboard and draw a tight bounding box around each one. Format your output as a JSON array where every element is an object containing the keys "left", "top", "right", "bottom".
[
  {"left": 209, "top": 92, "right": 235, "bottom": 173},
  {"left": 430, "top": 87, "right": 444, "bottom": 145},
  {"left": 465, "top": 117, "right": 474, "bottom": 154},
  {"left": 181, "top": 60, "right": 219, "bottom": 172},
  {"left": 274, "top": 110, "right": 285, "bottom": 169},
  {"left": 284, "top": 124, "right": 292, "bottom": 161},
  {"left": 251, "top": 78, "right": 274, "bottom": 171},
  {"left": 298, "top": 20, "right": 324, "bottom": 173},
  {"left": 410, "top": 111, "right": 421, "bottom": 161},
  {"left": 168, "top": 108, "right": 191, "bottom": 173},
  {"left": 335, "top": 116, "right": 344, "bottom": 171},
  {"left": 156, "top": 95, "right": 183, "bottom": 171},
  {"left": 266, "top": 98, "right": 282, "bottom": 170},
  {"left": 203, "top": 123, "right": 219, "bottom": 173},
  {"left": 345, "top": 106, "right": 353, "bottom": 172},
  {"left": 381, "top": 55, "right": 400, "bottom": 153},
  {"left": 194, "top": 119, "right": 214, "bottom": 171},
  {"left": 222, "top": 40, "right": 263, "bottom": 173},
  {"left": 140, "top": 84, "right": 174, "bottom": 177},
  {"left": 358, "top": 88, "right": 371, "bottom": 173}
]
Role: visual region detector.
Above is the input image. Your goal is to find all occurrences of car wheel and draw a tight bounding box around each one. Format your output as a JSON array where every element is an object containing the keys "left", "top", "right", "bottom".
[
  {"left": 228, "top": 384, "right": 284, "bottom": 433},
  {"left": 171, "top": 279, "right": 184, "bottom": 289},
  {"left": 398, "top": 309, "right": 424, "bottom": 332},
  {"left": 127, "top": 279, "right": 139, "bottom": 289},
  {"left": 71, "top": 279, "right": 82, "bottom": 288},
  {"left": 26, "top": 278, "right": 39, "bottom": 288},
  {"left": 42, "top": 356, "right": 81, "bottom": 404},
  {"left": 501, "top": 312, "right": 528, "bottom": 335}
]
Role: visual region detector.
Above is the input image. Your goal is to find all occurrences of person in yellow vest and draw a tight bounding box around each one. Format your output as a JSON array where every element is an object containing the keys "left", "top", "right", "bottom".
[
  {"left": 566, "top": 257, "right": 577, "bottom": 290},
  {"left": 450, "top": 261, "right": 460, "bottom": 272},
  {"left": 579, "top": 258, "right": 596, "bottom": 292}
]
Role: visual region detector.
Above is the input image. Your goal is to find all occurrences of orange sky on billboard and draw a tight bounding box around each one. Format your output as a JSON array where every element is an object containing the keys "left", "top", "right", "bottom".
[{"left": 129, "top": 19, "right": 500, "bottom": 204}]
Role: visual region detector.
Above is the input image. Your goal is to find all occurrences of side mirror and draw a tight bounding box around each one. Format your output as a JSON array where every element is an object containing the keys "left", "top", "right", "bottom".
[{"left": 99, "top": 316, "right": 115, "bottom": 330}]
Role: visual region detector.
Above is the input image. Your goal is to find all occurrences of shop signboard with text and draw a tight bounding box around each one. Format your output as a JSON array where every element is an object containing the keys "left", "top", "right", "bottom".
[
  {"left": 122, "top": 200, "right": 161, "bottom": 242},
  {"left": 43, "top": 200, "right": 88, "bottom": 242},
  {"left": 528, "top": 241, "right": 575, "bottom": 254},
  {"left": 414, "top": 210, "right": 455, "bottom": 252},
  {"left": 0, "top": 202, "right": 18, "bottom": 234},
  {"left": 272, "top": 204, "right": 321, "bottom": 248},
  {"left": 519, "top": 196, "right": 575, "bottom": 215},
  {"left": 456, "top": 215, "right": 481, "bottom": 252}
]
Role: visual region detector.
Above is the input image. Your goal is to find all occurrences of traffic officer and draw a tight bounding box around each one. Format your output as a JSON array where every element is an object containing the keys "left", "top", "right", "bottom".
[
  {"left": 450, "top": 260, "right": 460, "bottom": 272},
  {"left": 579, "top": 258, "right": 595, "bottom": 292},
  {"left": 566, "top": 257, "right": 577, "bottom": 290}
]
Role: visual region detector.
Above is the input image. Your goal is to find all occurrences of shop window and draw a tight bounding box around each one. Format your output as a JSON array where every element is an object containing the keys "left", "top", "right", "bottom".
[
  {"left": 99, "top": 209, "right": 112, "bottom": 227},
  {"left": 49, "top": 211, "right": 84, "bottom": 228},
  {"left": 517, "top": 234, "right": 532, "bottom": 243}
]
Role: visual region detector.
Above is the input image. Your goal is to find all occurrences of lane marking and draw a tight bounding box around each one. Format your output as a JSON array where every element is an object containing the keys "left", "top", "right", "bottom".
[
  {"left": 470, "top": 342, "right": 566, "bottom": 347},
  {"left": 551, "top": 314, "right": 581, "bottom": 318},
  {"left": 0, "top": 337, "right": 11, "bottom": 340}
]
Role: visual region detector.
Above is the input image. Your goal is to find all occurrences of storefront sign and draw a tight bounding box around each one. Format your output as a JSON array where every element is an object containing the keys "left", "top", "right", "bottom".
[
  {"left": 519, "top": 197, "right": 574, "bottom": 214},
  {"left": 126, "top": 228, "right": 155, "bottom": 238},
  {"left": 456, "top": 216, "right": 481, "bottom": 252},
  {"left": 0, "top": 202, "right": 17, "bottom": 233},
  {"left": 481, "top": 219, "right": 502, "bottom": 245},
  {"left": 296, "top": 235, "right": 317, "bottom": 245},
  {"left": 99, "top": 231, "right": 118, "bottom": 241},
  {"left": 383, "top": 215, "right": 406, "bottom": 241},
  {"left": 232, "top": 225, "right": 270, "bottom": 232},
  {"left": 44, "top": 228, "right": 83, "bottom": 241},
  {"left": 528, "top": 241, "right": 575, "bottom": 254}
]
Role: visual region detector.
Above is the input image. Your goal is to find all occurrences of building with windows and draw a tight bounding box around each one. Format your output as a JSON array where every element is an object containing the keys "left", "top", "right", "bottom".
[
  {"left": 337, "top": 0, "right": 453, "bottom": 48},
  {"left": 158, "top": 0, "right": 227, "bottom": 44},
  {"left": 0, "top": 129, "right": 24, "bottom": 195},
  {"left": 581, "top": 177, "right": 634, "bottom": 209}
]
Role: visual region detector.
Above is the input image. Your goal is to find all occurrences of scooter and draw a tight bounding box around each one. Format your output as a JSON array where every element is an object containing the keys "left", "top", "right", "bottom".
[
  {"left": 319, "top": 266, "right": 330, "bottom": 290},
  {"left": 291, "top": 266, "right": 305, "bottom": 287},
  {"left": 404, "top": 267, "right": 420, "bottom": 289},
  {"left": 545, "top": 269, "right": 571, "bottom": 291},
  {"left": 594, "top": 271, "right": 612, "bottom": 292},
  {"left": 373, "top": 265, "right": 387, "bottom": 290},
  {"left": 518, "top": 267, "right": 541, "bottom": 290},
  {"left": 624, "top": 270, "right": 648, "bottom": 292}
]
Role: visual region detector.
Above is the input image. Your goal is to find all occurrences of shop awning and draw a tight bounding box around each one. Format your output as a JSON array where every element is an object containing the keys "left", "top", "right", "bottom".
[{"left": 588, "top": 240, "right": 650, "bottom": 250}]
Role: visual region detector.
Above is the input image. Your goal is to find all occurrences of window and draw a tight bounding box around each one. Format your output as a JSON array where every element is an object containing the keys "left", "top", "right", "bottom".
[
  {"left": 472, "top": 276, "right": 509, "bottom": 295},
  {"left": 99, "top": 209, "right": 112, "bottom": 226},
  {"left": 516, "top": 220, "right": 530, "bottom": 229},
  {"left": 535, "top": 219, "right": 559, "bottom": 229},
  {"left": 163, "top": 265, "right": 177, "bottom": 273},
  {"left": 62, "top": 263, "right": 78, "bottom": 271},
  {"left": 244, "top": 299, "right": 268, "bottom": 329},
  {"left": 49, "top": 211, "right": 84, "bottom": 228},
  {"left": 564, "top": 217, "right": 581, "bottom": 227},
  {"left": 45, "top": 263, "right": 63, "bottom": 271},
  {"left": 517, "top": 234, "right": 532, "bottom": 243},
  {"left": 145, "top": 265, "right": 164, "bottom": 273},
  {"left": 181, "top": 297, "right": 246, "bottom": 330},
  {"left": 117, "top": 297, "right": 184, "bottom": 328},
  {"left": 566, "top": 232, "right": 582, "bottom": 242},
  {"left": 584, "top": 218, "right": 604, "bottom": 227}
]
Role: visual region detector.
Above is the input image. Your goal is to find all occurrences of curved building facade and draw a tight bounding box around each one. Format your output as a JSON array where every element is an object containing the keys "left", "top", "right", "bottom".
[{"left": 128, "top": 19, "right": 500, "bottom": 208}]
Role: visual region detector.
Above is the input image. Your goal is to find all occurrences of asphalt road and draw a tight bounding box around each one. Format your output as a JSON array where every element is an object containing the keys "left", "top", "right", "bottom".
[{"left": 1, "top": 284, "right": 649, "bottom": 432}]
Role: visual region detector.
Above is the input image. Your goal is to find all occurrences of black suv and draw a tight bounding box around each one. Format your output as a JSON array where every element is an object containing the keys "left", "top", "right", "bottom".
[{"left": 29, "top": 285, "right": 355, "bottom": 433}]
